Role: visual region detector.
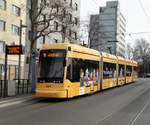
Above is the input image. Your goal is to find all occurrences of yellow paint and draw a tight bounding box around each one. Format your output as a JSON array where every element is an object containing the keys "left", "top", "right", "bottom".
[
  {"left": 36, "top": 43, "right": 138, "bottom": 98},
  {"left": 118, "top": 77, "right": 125, "bottom": 86},
  {"left": 126, "top": 76, "right": 133, "bottom": 84},
  {"left": 102, "top": 78, "right": 117, "bottom": 89}
]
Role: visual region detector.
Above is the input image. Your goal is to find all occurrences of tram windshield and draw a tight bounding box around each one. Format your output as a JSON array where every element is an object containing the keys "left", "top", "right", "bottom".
[{"left": 38, "top": 49, "right": 66, "bottom": 83}]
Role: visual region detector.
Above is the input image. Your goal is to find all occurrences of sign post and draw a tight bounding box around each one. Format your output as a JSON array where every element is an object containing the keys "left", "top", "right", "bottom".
[
  {"left": 3, "top": 45, "right": 23, "bottom": 97},
  {"left": 4, "top": 45, "right": 8, "bottom": 97}
]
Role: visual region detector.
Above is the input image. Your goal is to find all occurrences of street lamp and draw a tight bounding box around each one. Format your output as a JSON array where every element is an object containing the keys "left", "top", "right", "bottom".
[
  {"left": 18, "top": 20, "right": 27, "bottom": 85},
  {"left": 107, "top": 40, "right": 119, "bottom": 55},
  {"left": 107, "top": 47, "right": 112, "bottom": 54}
]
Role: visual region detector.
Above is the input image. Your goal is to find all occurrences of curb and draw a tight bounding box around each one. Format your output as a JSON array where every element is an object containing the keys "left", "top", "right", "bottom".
[{"left": 0, "top": 95, "right": 34, "bottom": 108}]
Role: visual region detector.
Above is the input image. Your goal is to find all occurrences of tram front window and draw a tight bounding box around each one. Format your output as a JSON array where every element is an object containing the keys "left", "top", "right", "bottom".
[{"left": 38, "top": 50, "right": 66, "bottom": 83}]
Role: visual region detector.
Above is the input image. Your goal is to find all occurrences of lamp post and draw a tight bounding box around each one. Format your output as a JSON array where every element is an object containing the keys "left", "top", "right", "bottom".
[
  {"left": 107, "top": 40, "right": 119, "bottom": 55},
  {"left": 18, "top": 20, "right": 27, "bottom": 85}
]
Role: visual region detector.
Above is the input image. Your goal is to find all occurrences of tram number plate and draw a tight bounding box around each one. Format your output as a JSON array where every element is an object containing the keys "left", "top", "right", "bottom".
[{"left": 79, "top": 87, "right": 85, "bottom": 95}]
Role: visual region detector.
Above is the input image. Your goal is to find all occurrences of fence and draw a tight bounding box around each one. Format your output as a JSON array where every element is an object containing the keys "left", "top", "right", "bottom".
[
  {"left": 0, "top": 79, "right": 32, "bottom": 98},
  {"left": 15, "top": 79, "right": 32, "bottom": 95},
  {"left": 0, "top": 80, "right": 4, "bottom": 97}
]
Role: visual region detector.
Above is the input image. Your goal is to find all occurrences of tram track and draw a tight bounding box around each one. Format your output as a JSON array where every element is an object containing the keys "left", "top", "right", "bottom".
[
  {"left": 0, "top": 79, "right": 150, "bottom": 125},
  {"left": 97, "top": 80, "right": 150, "bottom": 125}
]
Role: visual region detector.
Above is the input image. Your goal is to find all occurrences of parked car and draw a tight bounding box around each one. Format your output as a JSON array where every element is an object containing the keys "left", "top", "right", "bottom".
[{"left": 146, "top": 74, "right": 150, "bottom": 78}]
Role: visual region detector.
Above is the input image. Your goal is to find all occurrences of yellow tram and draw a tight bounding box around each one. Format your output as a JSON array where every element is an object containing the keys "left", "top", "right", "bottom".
[
  {"left": 132, "top": 61, "right": 138, "bottom": 82},
  {"left": 125, "top": 59, "right": 133, "bottom": 84},
  {"left": 117, "top": 56, "right": 126, "bottom": 86},
  {"left": 36, "top": 43, "right": 138, "bottom": 98},
  {"left": 101, "top": 52, "right": 117, "bottom": 89}
]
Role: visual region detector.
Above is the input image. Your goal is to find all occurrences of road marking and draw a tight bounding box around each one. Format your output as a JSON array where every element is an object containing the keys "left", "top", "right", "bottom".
[
  {"left": 0, "top": 96, "right": 33, "bottom": 108},
  {"left": 97, "top": 112, "right": 114, "bottom": 125},
  {"left": 129, "top": 99, "right": 150, "bottom": 125},
  {"left": 0, "top": 99, "right": 27, "bottom": 108},
  {"left": 97, "top": 86, "right": 150, "bottom": 125}
]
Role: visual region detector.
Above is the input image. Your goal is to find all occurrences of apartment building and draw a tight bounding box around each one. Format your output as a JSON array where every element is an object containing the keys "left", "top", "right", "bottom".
[
  {"left": 90, "top": 1, "right": 126, "bottom": 57},
  {"left": 0, "top": 0, "right": 27, "bottom": 80}
]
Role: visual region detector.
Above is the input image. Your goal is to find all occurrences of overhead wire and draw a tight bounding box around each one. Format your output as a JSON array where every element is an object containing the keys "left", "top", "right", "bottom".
[
  {"left": 138, "top": 0, "right": 150, "bottom": 23},
  {"left": 90, "top": 0, "right": 101, "bottom": 7}
]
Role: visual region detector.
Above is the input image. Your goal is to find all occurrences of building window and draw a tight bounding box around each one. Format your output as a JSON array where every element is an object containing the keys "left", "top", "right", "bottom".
[
  {"left": 69, "top": 13, "right": 72, "bottom": 22},
  {"left": 69, "top": 29, "right": 72, "bottom": 37},
  {"left": 28, "top": 30, "right": 32, "bottom": 40},
  {"left": 74, "top": 17, "right": 78, "bottom": 25},
  {"left": 70, "top": 0, "right": 72, "bottom": 7},
  {"left": 11, "top": 24, "right": 20, "bottom": 35},
  {"left": 0, "top": 0, "right": 6, "bottom": 10},
  {"left": 100, "top": 8, "right": 104, "bottom": 13},
  {"left": 12, "top": 4, "right": 20, "bottom": 16},
  {"left": 63, "top": 9, "right": 66, "bottom": 17},
  {"left": 0, "top": 41, "right": 5, "bottom": 53},
  {"left": 0, "top": 20, "right": 5, "bottom": 31},
  {"left": 55, "top": 4, "right": 59, "bottom": 13},
  {"left": 73, "top": 32, "right": 77, "bottom": 40},
  {"left": 74, "top": 3, "right": 78, "bottom": 11},
  {"left": 42, "top": 14, "right": 46, "bottom": 25},
  {"left": 54, "top": 21, "right": 58, "bottom": 31}
]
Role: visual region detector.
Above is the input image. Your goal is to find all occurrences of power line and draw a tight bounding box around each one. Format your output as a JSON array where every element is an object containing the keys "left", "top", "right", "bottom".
[
  {"left": 90, "top": 0, "right": 101, "bottom": 7},
  {"left": 128, "top": 31, "right": 150, "bottom": 35},
  {"left": 138, "top": 0, "right": 150, "bottom": 23}
]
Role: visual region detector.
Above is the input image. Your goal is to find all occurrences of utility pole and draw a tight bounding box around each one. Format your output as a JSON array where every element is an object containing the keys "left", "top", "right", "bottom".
[
  {"left": 4, "top": 45, "right": 8, "bottom": 97},
  {"left": 18, "top": 20, "right": 22, "bottom": 82},
  {"left": 18, "top": 20, "right": 26, "bottom": 88}
]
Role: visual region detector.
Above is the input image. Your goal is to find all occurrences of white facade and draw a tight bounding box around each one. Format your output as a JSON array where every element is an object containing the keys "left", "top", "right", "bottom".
[
  {"left": 0, "top": 0, "right": 27, "bottom": 80},
  {"left": 24, "top": 0, "right": 80, "bottom": 79},
  {"left": 90, "top": 1, "right": 126, "bottom": 57},
  {"left": 37, "top": 0, "right": 80, "bottom": 49}
]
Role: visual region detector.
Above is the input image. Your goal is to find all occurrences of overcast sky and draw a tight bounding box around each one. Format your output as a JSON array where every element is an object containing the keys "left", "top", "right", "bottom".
[{"left": 80, "top": 0, "right": 150, "bottom": 46}]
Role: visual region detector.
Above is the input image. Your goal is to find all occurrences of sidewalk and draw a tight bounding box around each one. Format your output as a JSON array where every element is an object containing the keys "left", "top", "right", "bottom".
[{"left": 0, "top": 94, "right": 34, "bottom": 108}]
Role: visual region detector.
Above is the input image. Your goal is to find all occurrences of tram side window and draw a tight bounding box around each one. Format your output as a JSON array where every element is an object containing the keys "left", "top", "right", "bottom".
[
  {"left": 119, "top": 64, "right": 125, "bottom": 77},
  {"left": 126, "top": 66, "right": 132, "bottom": 76},
  {"left": 67, "top": 58, "right": 99, "bottom": 82},
  {"left": 103, "top": 62, "right": 116, "bottom": 79},
  {"left": 67, "top": 58, "right": 80, "bottom": 82}
]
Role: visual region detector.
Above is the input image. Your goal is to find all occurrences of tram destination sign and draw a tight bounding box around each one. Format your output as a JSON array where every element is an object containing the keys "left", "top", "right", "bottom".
[{"left": 6, "top": 45, "right": 23, "bottom": 55}]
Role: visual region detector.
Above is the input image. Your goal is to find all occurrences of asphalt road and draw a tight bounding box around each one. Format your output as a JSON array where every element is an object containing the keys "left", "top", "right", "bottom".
[{"left": 0, "top": 78, "right": 150, "bottom": 125}]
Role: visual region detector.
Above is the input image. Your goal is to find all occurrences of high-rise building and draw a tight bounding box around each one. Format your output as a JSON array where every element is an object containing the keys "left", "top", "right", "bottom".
[
  {"left": 0, "top": 0, "right": 27, "bottom": 80},
  {"left": 89, "top": 1, "right": 126, "bottom": 57}
]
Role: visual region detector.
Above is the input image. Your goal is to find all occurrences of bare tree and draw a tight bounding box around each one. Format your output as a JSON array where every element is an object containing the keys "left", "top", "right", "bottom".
[
  {"left": 79, "top": 18, "right": 112, "bottom": 48},
  {"left": 132, "top": 38, "right": 150, "bottom": 76},
  {"left": 27, "top": 0, "right": 79, "bottom": 81},
  {"left": 126, "top": 43, "right": 133, "bottom": 59},
  {"left": 29, "top": 0, "right": 78, "bottom": 48},
  {"left": 133, "top": 38, "right": 150, "bottom": 61}
]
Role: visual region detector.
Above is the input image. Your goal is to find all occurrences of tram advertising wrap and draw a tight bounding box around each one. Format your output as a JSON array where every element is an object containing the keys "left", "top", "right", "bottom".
[{"left": 35, "top": 43, "right": 138, "bottom": 98}]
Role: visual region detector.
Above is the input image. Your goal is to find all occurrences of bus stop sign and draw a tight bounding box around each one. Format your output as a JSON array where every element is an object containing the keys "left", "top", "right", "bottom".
[{"left": 6, "top": 45, "right": 23, "bottom": 55}]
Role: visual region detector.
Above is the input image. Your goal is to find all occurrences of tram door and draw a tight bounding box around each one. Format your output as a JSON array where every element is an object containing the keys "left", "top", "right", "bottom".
[{"left": 90, "top": 81, "right": 94, "bottom": 91}]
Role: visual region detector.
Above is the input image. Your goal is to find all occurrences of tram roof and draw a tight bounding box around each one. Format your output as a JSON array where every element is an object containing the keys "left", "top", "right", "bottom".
[
  {"left": 132, "top": 60, "right": 138, "bottom": 66},
  {"left": 101, "top": 52, "right": 117, "bottom": 59},
  {"left": 42, "top": 43, "right": 100, "bottom": 56},
  {"left": 117, "top": 56, "right": 125, "bottom": 61},
  {"left": 125, "top": 59, "right": 133, "bottom": 66}
]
